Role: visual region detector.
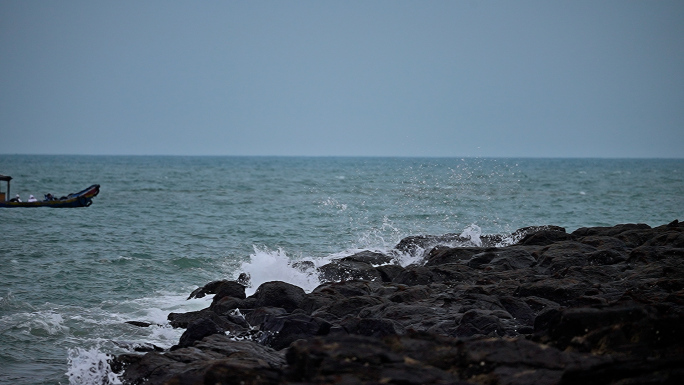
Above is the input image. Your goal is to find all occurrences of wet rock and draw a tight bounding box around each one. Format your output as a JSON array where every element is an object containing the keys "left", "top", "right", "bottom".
[
  {"left": 340, "top": 250, "right": 395, "bottom": 265},
  {"left": 117, "top": 221, "right": 684, "bottom": 385},
  {"left": 392, "top": 265, "right": 437, "bottom": 285},
  {"left": 187, "top": 279, "right": 226, "bottom": 300},
  {"left": 519, "top": 229, "right": 575, "bottom": 246},
  {"left": 375, "top": 264, "right": 405, "bottom": 282},
  {"left": 252, "top": 281, "right": 306, "bottom": 313},
  {"left": 175, "top": 317, "right": 224, "bottom": 349},
  {"left": 212, "top": 280, "right": 247, "bottom": 301},
  {"left": 424, "top": 246, "right": 486, "bottom": 266},
  {"left": 318, "top": 259, "right": 383, "bottom": 282},
  {"left": 114, "top": 334, "right": 285, "bottom": 385},
  {"left": 466, "top": 247, "right": 536, "bottom": 271},
  {"left": 259, "top": 313, "right": 332, "bottom": 350}
]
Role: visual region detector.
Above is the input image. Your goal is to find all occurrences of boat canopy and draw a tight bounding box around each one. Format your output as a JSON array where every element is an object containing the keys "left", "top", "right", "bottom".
[{"left": 0, "top": 174, "right": 11, "bottom": 201}]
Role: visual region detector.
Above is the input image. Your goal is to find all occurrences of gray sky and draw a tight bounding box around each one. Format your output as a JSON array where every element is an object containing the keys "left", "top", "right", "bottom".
[{"left": 1, "top": 1, "right": 683, "bottom": 158}]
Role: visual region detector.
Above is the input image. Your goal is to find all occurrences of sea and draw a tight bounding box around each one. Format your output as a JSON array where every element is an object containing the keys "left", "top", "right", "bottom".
[{"left": 0, "top": 155, "right": 682, "bottom": 384}]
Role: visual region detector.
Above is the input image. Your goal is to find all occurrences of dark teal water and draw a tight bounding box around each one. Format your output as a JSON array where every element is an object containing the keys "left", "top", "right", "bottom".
[{"left": 1, "top": 155, "right": 682, "bottom": 384}]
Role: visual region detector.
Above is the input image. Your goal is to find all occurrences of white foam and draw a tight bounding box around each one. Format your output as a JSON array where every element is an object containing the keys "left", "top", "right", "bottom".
[
  {"left": 460, "top": 224, "right": 483, "bottom": 247},
  {"left": 66, "top": 347, "right": 121, "bottom": 385},
  {"left": 3, "top": 310, "right": 69, "bottom": 337},
  {"left": 238, "top": 246, "right": 322, "bottom": 296}
]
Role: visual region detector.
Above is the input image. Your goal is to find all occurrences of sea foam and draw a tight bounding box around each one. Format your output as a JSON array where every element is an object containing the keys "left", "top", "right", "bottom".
[
  {"left": 238, "top": 246, "right": 323, "bottom": 296},
  {"left": 66, "top": 347, "right": 121, "bottom": 385}
]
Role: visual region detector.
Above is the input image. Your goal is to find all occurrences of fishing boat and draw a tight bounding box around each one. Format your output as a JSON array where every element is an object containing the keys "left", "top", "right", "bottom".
[{"left": 0, "top": 175, "right": 100, "bottom": 208}]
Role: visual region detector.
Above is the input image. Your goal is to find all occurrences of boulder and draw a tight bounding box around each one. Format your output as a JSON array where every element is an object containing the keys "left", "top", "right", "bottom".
[{"left": 252, "top": 281, "right": 306, "bottom": 313}]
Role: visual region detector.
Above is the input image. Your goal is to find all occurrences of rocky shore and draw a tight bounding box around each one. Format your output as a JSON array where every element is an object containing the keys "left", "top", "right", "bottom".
[{"left": 113, "top": 221, "right": 684, "bottom": 384}]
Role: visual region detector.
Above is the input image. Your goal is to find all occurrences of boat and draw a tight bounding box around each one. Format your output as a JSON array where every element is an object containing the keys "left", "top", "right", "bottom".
[{"left": 0, "top": 175, "right": 100, "bottom": 208}]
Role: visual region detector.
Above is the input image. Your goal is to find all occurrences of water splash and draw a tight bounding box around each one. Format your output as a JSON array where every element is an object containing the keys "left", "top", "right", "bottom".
[
  {"left": 66, "top": 347, "right": 121, "bottom": 385},
  {"left": 460, "top": 224, "right": 483, "bottom": 247},
  {"left": 238, "top": 246, "right": 322, "bottom": 296}
]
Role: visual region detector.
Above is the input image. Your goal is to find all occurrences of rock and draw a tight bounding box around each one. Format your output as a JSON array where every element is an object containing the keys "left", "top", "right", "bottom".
[
  {"left": 116, "top": 221, "right": 684, "bottom": 385},
  {"left": 212, "top": 280, "right": 247, "bottom": 301},
  {"left": 175, "top": 317, "right": 224, "bottom": 349},
  {"left": 535, "top": 241, "right": 598, "bottom": 273},
  {"left": 252, "top": 281, "right": 306, "bottom": 313},
  {"left": 454, "top": 309, "right": 507, "bottom": 337},
  {"left": 125, "top": 320, "right": 152, "bottom": 328},
  {"left": 259, "top": 313, "right": 332, "bottom": 350},
  {"left": 187, "top": 279, "right": 226, "bottom": 300},
  {"left": 317, "top": 259, "right": 383, "bottom": 282},
  {"left": 340, "top": 250, "right": 395, "bottom": 265},
  {"left": 168, "top": 307, "right": 248, "bottom": 334},
  {"left": 393, "top": 265, "right": 437, "bottom": 285},
  {"left": 424, "top": 246, "right": 486, "bottom": 266},
  {"left": 519, "top": 229, "right": 575, "bottom": 246},
  {"left": 466, "top": 247, "right": 536, "bottom": 271},
  {"left": 338, "top": 316, "right": 400, "bottom": 337},
  {"left": 395, "top": 233, "right": 467, "bottom": 255},
  {"left": 375, "top": 264, "right": 405, "bottom": 282},
  {"left": 586, "top": 248, "right": 628, "bottom": 265},
  {"left": 114, "top": 334, "right": 285, "bottom": 385},
  {"left": 571, "top": 223, "right": 651, "bottom": 238}
]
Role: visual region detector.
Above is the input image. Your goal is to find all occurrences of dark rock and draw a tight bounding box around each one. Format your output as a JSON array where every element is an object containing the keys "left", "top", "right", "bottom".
[
  {"left": 499, "top": 295, "right": 536, "bottom": 326},
  {"left": 340, "top": 250, "right": 395, "bottom": 265},
  {"left": 466, "top": 247, "right": 536, "bottom": 270},
  {"left": 427, "top": 262, "right": 476, "bottom": 283},
  {"left": 168, "top": 307, "right": 246, "bottom": 333},
  {"left": 577, "top": 235, "right": 629, "bottom": 251},
  {"left": 318, "top": 259, "right": 383, "bottom": 282},
  {"left": 125, "top": 320, "right": 152, "bottom": 328},
  {"left": 519, "top": 230, "right": 575, "bottom": 246},
  {"left": 535, "top": 241, "right": 598, "bottom": 273},
  {"left": 628, "top": 246, "right": 684, "bottom": 263},
  {"left": 175, "top": 317, "right": 224, "bottom": 349},
  {"left": 516, "top": 278, "right": 590, "bottom": 306},
  {"left": 572, "top": 223, "right": 651, "bottom": 238},
  {"left": 260, "top": 313, "right": 332, "bottom": 350},
  {"left": 388, "top": 285, "right": 431, "bottom": 303},
  {"left": 114, "top": 334, "right": 285, "bottom": 385},
  {"left": 424, "top": 246, "right": 486, "bottom": 266},
  {"left": 212, "top": 280, "right": 247, "bottom": 301},
  {"left": 210, "top": 295, "right": 245, "bottom": 314},
  {"left": 317, "top": 295, "right": 385, "bottom": 319},
  {"left": 586, "top": 248, "right": 628, "bottom": 265},
  {"left": 392, "top": 265, "right": 437, "bottom": 285},
  {"left": 375, "top": 264, "right": 405, "bottom": 282},
  {"left": 395, "top": 233, "right": 466, "bottom": 255},
  {"left": 339, "top": 316, "right": 399, "bottom": 337},
  {"left": 187, "top": 279, "right": 227, "bottom": 300},
  {"left": 252, "top": 281, "right": 306, "bottom": 313},
  {"left": 245, "top": 306, "right": 287, "bottom": 328},
  {"left": 118, "top": 220, "right": 684, "bottom": 385},
  {"left": 455, "top": 309, "right": 507, "bottom": 337}
]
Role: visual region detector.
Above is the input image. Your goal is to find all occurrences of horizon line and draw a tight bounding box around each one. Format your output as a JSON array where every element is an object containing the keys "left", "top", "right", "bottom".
[{"left": 1, "top": 153, "right": 682, "bottom": 160}]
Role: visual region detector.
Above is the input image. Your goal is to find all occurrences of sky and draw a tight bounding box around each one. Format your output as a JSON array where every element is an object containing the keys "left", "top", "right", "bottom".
[{"left": 1, "top": 1, "right": 683, "bottom": 158}]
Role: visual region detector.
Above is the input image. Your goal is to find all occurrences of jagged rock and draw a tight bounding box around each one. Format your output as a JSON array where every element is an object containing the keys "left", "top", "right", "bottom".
[
  {"left": 424, "top": 246, "right": 486, "bottom": 266},
  {"left": 466, "top": 247, "right": 536, "bottom": 271},
  {"left": 519, "top": 229, "right": 575, "bottom": 246},
  {"left": 175, "top": 317, "right": 224, "bottom": 349},
  {"left": 317, "top": 259, "right": 383, "bottom": 282},
  {"left": 117, "top": 221, "right": 684, "bottom": 385},
  {"left": 187, "top": 280, "right": 227, "bottom": 300},
  {"left": 259, "top": 313, "right": 332, "bottom": 350},
  {"left": 114, "top": 335, "right": 285, "bottom": 385}
]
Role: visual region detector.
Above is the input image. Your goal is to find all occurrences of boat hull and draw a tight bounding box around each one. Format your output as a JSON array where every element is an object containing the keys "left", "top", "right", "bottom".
[{"left": 0, "top": 184, "right": 100, "bottom": 208}]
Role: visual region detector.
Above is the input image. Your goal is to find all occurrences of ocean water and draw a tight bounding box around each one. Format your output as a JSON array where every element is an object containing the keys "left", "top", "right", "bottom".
[{"left": 0, "top": 155, "right": 682, "bottom": 384}]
